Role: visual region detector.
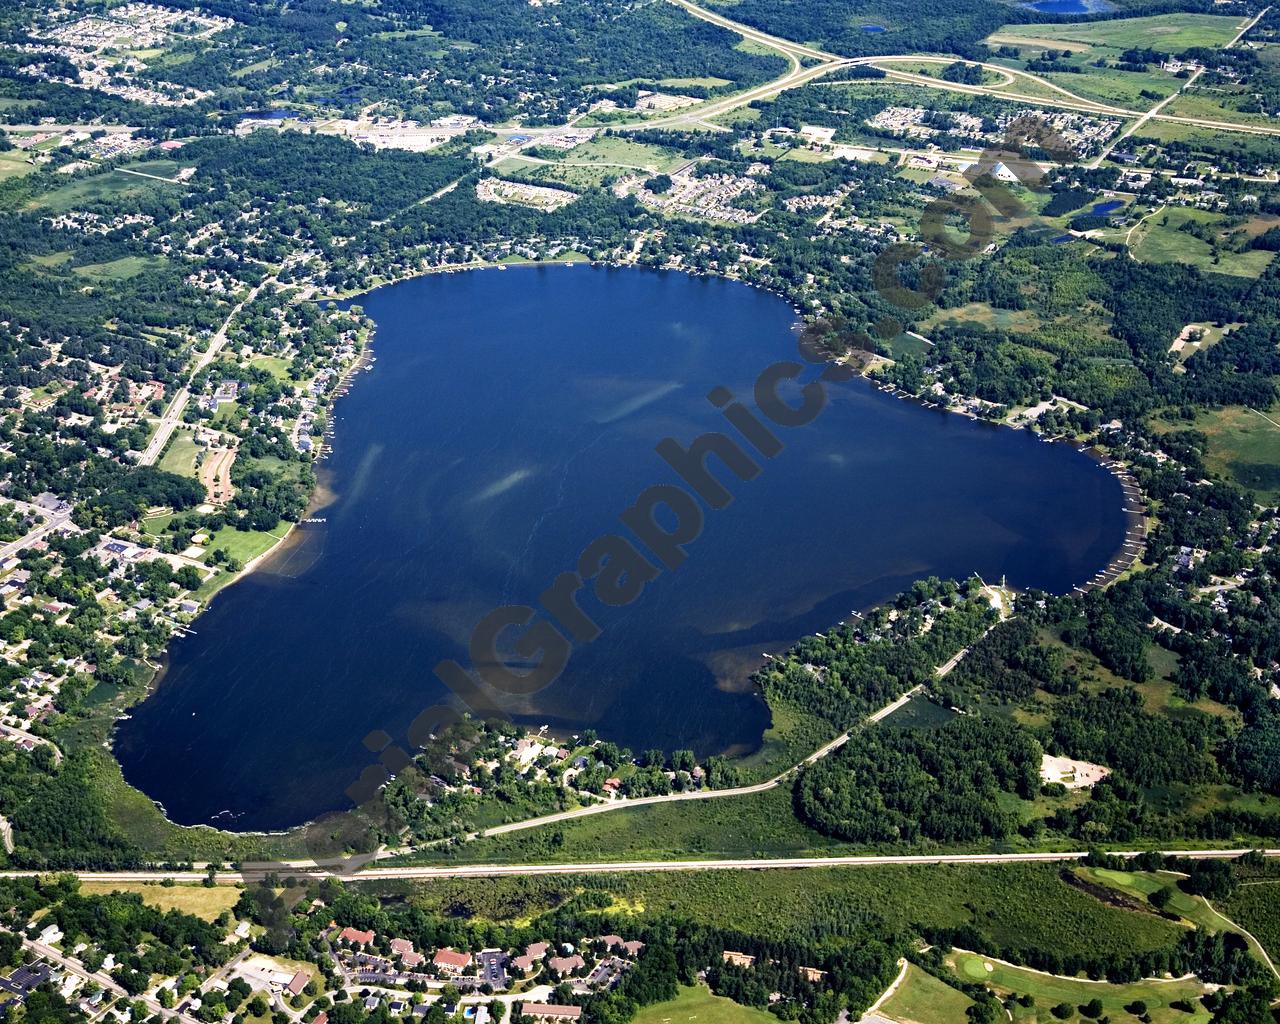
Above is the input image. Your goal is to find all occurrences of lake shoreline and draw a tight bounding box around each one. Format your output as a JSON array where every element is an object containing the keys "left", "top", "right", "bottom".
[{"left": 112, "top": 263, "right": 1137, "bottom": 839}]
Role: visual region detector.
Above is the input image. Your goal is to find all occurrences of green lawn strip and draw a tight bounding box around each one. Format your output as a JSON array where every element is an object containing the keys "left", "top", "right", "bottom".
[{"left": 947, "top": 950, "right": 1211, "bottom": 1024}]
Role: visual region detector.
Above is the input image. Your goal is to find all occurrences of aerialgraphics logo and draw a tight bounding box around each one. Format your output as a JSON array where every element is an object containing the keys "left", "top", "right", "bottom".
[{"left": 242, "top": 113, "right": 1079, "bottom": 900}]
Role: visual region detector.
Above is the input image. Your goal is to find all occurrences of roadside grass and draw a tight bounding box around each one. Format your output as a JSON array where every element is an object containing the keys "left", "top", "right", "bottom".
[
  {"left": 419, "top": 783, "right": 846, "bottom": 865},
  {"left": 947, "top": 950, "right": 1211, "bottom": 1024},
  {"left": 1217, "top": 883, "right": 1280, "bottom": 965},
  {"left": 632, "top": 986, "right": 777, "bottom": 1024},
  {"left": 879, "top": 963, "right": 973, "bottom": 1024},
  {"left": 78, "top": 881, "right": 240, "bottom": 922},
  {"left": 1128, "top": 120, "right": 1280, "bottom": 164},
  {"left": 1162, "top": 87, "right": 1279, "bottom": 130}
]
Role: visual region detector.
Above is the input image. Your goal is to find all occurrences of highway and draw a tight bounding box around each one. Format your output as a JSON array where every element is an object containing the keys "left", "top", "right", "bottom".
[{"left": 0, "top": 848, "right": 1275, "bottom": 885}]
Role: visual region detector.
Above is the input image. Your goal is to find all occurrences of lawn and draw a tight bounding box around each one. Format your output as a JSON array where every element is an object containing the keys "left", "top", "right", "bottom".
[
  {"left": 947, "top": 950, "right": 1211, "bottom": 1024},
  {"left": 879, "top": 964, "right": 974, "bottom": 1024},
  {"left": 632, "top": 986, "right": 778, "bottom": 1024},
  {"left": 78, "top": 881, "right": 240, "bottom": 922},
  {"left": 198, "top": 523, "right": 291, "bottom": 566}
]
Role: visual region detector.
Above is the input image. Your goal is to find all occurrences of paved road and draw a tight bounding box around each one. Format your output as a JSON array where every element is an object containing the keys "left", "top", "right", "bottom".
[
  {"left": 24, "top": 935, "right": 205, "bottom": 1024},
  {"left": 0, "top": 509, "right": 74, "bottom": 563},
  {"left": 138, "top": 276, "right": 274, "bottom": 466},
  {"left": 1, "top": 848, "right": 1275, "bottom": 885}
]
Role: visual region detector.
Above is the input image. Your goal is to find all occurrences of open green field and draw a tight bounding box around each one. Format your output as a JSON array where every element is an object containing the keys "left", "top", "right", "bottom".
[
  {"left": 1165, "top": 403, "right": 1280, "bottom": 503},
  {"left": 879, "top": 964, "right": 974, "bottom": 1024},
  {"left": 989, "top": 14, "right": 1243, "bottom": 55},
  {"left": 632, "top": 986, "right": 777, "bottom": 1024},
  {"left": 1162, "top": 87, "right": 1279, "bottom": 130},
  {"left": 0, "top": 149, "right": 37, "bottom": 183},
  {"left": 948, "top": 950, "right": 1211, "bottom": 1024},
  {"left": 197, "top": 523, "right": 290, "bottom": 566},
  {"left": 72, "top": 255, "right": 165, "bottom": 281},
  {"left": 24, "top": 167, "right": 182, "bottom": 213},
  {"left": 158, "top": 429, "right": 201, "bottom": 477},
  {"left": 562, "top": 136, "right": 684, "bottom": 170},
  {"left": 1130, "top": 208, "right": 1275, "bottom": 279},
  {"left": 922, "top": 302, "right": 1044, "bottom": 336},
  {"left": 78, "top": 881, "right": 240, "bottom": 922}
]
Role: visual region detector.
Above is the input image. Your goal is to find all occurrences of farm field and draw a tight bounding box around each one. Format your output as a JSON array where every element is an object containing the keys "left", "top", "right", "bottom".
[
  {"left": 631, "top": 986, "right": 778, "bottom": 1024},
  {"left": 947, "top": 950, "right": 1211, "bottom": 1024}
]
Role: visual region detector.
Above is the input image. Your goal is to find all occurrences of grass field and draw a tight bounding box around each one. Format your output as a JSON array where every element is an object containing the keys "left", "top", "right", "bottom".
[
  {"left": 1165, "top": 403, "right": 1280, "bottom": 503},
  {"left": 72, "top": 255, "right": 164, "bottom": 281},
  {"left": 879, "top": 964, "right": 974, "bottom": 1024},
  {"left": 78, "top": 881, "right": 240, "bottom": 922},
  {"left": 25, "top": 167, "right": 181, "bottom": 213},
  {"left": 989, "top": 14, "right": 1243, "bottom": 55},
  {"left": 1162, "top": 87, "right": 1279, "bottom": 130},
  {"left": 1130, "top": 208, "right": 1275, "bottom": 279},
  {"left": 632, "top": 986, "right": 777, "bottom": 1024},
  {"left": 948, "top": 950, "right": 1211, "bottom": 1024},
  {"left": 158, "top": 430, "right": 201, "bottom": 477},
  {"left": 197, "top": 523, "right": 291, "bottom": 566}
]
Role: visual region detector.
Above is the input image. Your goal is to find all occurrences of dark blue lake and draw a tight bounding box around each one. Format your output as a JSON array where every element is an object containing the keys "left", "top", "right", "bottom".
[
  {"left": 114, "top": 267, "right": 1127, "bottom": 832},
  {"left": 1020, "top": 0, "right": 1115, "bottom": 12},
  {"left": 1092, "top": 200, "right": 1125, "bottom": 215}
]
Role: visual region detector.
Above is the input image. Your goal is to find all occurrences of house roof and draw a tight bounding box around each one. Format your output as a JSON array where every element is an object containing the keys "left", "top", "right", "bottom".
[
  {"left": 522, "top": 1005, "right": 582, "bottom": 1019},
  {"left": 433, "top": 948, "right": 471, "bottom": 969}
]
